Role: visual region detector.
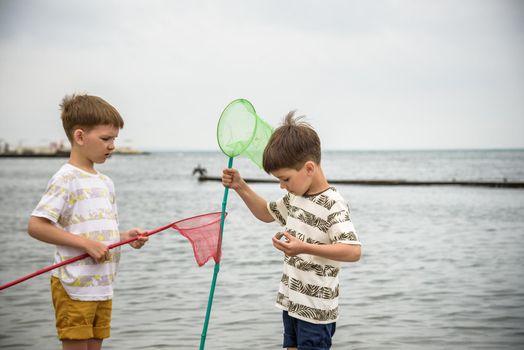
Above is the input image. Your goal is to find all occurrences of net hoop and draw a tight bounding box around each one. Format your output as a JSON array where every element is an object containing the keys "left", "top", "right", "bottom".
[
  {"left": 216, "top": 98, "right": 258, "bottom": 158},
  {"left": 172, "top": 211, "right": 223, "bottom": 231}
]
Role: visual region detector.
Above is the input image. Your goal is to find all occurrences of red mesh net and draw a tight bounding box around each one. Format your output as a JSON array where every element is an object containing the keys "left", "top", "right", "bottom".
[{"left": 173, "top": 212, "right": 226, "bottom": 267}]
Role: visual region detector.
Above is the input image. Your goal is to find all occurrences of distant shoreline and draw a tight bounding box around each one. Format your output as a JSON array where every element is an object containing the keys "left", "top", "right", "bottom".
[{"left": 0, "top": 150, "right": 150, "bottom": 158}]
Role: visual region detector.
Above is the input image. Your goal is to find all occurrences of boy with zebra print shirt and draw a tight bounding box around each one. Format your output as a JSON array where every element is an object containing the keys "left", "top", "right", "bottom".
[{"left": 222, "top": 111, "right": 361, "bottom": 350}]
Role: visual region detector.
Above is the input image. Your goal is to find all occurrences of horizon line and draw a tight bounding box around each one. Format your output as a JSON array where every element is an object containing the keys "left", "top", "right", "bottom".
[{"left": 144, "top": 147, "right": 524, "bottom": 152}]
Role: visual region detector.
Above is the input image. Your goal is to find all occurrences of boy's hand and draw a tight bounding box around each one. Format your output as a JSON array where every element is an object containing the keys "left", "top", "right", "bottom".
[
  {"left": 83, "top": 239, "right": 110, "bottom": 263},
  {"left": 272, "top": 231, "right": 304, "bottom": 256},
  {"left": 122, "top": 228, "right": 148, "bottom": 249},
  {"left": 222, "top": 168, "right": 245, "bottom": 190}
]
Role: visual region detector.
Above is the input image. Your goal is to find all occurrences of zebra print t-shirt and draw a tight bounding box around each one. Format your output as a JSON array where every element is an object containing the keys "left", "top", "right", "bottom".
[{"left": 268, "top": 187, "right": 360, "bottom": 324}]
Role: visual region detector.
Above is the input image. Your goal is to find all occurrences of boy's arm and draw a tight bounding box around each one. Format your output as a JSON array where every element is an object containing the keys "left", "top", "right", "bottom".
[
  {"left": 28, "top": 216, "right": 110, "bottom": 262},
  {"left": 272, "top": 231, "right": 361, "bottom": 262},
  {"left": 222, "top": 168, "right": 274, "bottom": 223}
]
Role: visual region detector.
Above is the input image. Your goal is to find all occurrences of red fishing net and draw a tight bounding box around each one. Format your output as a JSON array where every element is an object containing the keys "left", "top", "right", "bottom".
[{"left": 173, "top": 212, "right": 226, "bottom": 267}]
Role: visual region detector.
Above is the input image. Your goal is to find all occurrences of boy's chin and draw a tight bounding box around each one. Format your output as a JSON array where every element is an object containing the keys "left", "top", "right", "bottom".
[{"left": 94, "top": 157, "right": 110, "bottom": 164}]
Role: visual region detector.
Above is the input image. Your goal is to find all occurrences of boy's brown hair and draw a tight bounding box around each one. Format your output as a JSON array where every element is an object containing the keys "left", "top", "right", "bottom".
[
  {"left": 60, "top": 94, "right": 124, "bottom": 142},
  {"left": 263, "top": 111, "right": 321, "bottom": 173}
]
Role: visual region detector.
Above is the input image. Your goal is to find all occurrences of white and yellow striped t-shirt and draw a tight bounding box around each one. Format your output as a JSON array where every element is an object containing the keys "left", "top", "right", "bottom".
[
  {"left": 268, "top": 187, "right": 361, "bottom": 324},
  {"left": 32, "top": 163, "right": 121, "bottom": 301}
]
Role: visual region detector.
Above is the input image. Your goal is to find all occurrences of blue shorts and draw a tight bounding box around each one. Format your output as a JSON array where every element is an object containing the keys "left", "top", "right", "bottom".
[{"left": 282, "top": 311, "right": 336, "bottom": 350}]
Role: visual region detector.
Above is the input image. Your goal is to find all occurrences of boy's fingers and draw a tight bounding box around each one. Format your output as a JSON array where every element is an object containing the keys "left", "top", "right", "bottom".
[
  {"left": 97, "top": 252, "right": 110, "bottom": 263},
  {"left": 272, "top": 236, "right": 287, "bottom": 249}
]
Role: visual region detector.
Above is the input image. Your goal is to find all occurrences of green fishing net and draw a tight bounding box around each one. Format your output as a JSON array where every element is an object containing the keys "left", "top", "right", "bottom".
[{"left": 217, "top": 99, "right": 273, "bottom": 169}]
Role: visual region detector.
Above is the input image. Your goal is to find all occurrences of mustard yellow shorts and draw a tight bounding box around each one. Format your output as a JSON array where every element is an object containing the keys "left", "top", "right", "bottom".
[{"left": 50, "top": 277, "right": 112, "bottom": 340}]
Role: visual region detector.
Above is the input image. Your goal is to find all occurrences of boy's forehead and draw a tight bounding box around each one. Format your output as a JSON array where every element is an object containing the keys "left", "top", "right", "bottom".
[
  {"left": 90, "top": 124, "right": 119, "bottom": 136},
  {"left": 271, "top": 168, "right": 297, "bottom": 177}
]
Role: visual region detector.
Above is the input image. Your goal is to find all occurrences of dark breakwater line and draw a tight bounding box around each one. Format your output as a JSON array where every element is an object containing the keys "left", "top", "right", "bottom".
[{"left": 197, "top": 176, "right": 524, "bottom": 189}]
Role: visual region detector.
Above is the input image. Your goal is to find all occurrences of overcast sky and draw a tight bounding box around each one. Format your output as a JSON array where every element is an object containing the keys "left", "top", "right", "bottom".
[{"left": 0, "top": 0, "right": 523, "bottom": 151}]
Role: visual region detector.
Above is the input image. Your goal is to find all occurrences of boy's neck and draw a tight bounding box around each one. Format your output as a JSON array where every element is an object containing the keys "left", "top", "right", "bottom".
[{"left": 68, "top": 148, "right": 97, "bottom": 174}]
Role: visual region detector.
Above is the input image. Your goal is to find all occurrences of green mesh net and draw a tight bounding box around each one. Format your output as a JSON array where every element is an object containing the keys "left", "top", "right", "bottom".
[{"left": 217, "top": 99, "right": 273, "bottom": 168}]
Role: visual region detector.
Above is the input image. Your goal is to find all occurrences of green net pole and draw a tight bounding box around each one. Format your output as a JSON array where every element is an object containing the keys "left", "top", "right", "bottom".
[{"left": 199, "top": 156, "right": 233, "bottom": 350}]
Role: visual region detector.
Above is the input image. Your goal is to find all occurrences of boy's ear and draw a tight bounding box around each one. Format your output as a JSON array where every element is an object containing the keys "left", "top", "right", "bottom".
[
  {"left": 304, "top": 160, "right": 316, "bottom": 175},
  {"left": 72, "top": 128, "right": 85, "bottom": 146}
]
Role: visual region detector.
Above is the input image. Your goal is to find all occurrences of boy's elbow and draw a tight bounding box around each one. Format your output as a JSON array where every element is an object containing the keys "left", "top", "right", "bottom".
[
  {"left": 260, "top": 215, "right": 275, "bottom": 223},
  {"left": 345, "top": 245, "right": 361, "bottom": 262},
  {"left": 27, "top": 216, "right": 37, "bottom": 238},
  {"left": 27, "top": 216, "right": 46, "bottom": 239},
  {"left": 353, "top": 247, "right": 362, "bottom": 262},
  {"left": 256, "top": 207, "right": 275, "bottom": 223}
]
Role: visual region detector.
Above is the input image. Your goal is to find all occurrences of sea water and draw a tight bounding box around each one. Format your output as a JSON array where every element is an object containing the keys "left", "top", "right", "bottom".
[{"left": 1, "top": 150, "right": 523, "bottom": 349}]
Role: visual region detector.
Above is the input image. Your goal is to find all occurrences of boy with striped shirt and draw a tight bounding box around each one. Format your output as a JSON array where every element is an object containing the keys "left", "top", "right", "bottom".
[
  {"left": 222, "top": 111, "right": 361, "bottom": 350},
  {"left": 28, "top": 94, "right": 148, "bottom": 350}
]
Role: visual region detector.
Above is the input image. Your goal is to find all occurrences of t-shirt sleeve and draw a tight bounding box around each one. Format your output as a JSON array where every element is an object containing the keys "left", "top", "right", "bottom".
[
  {"left": 31, "top": 175, "right": 72, "bottom": 224},
  {"left": 327, "top": 201, "right": 361, "bottom": 245},
  {"left": 267, "top": 193, "right": 291, "bottom": 226}
]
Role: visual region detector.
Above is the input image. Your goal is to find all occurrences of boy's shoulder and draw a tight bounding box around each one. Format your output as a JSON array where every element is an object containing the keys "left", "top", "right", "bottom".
[
  {"left": 51, "top": 163, "right": 85, "bottom": 182},
  {"left": 308, "top": 186, "right": 347, "bottom": 204},
  {"left": 49, "top": 163, "right": 111, "bottom": 185},
  {"left": 284, "top": 187, "right": 349, "bottom": 216}
]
